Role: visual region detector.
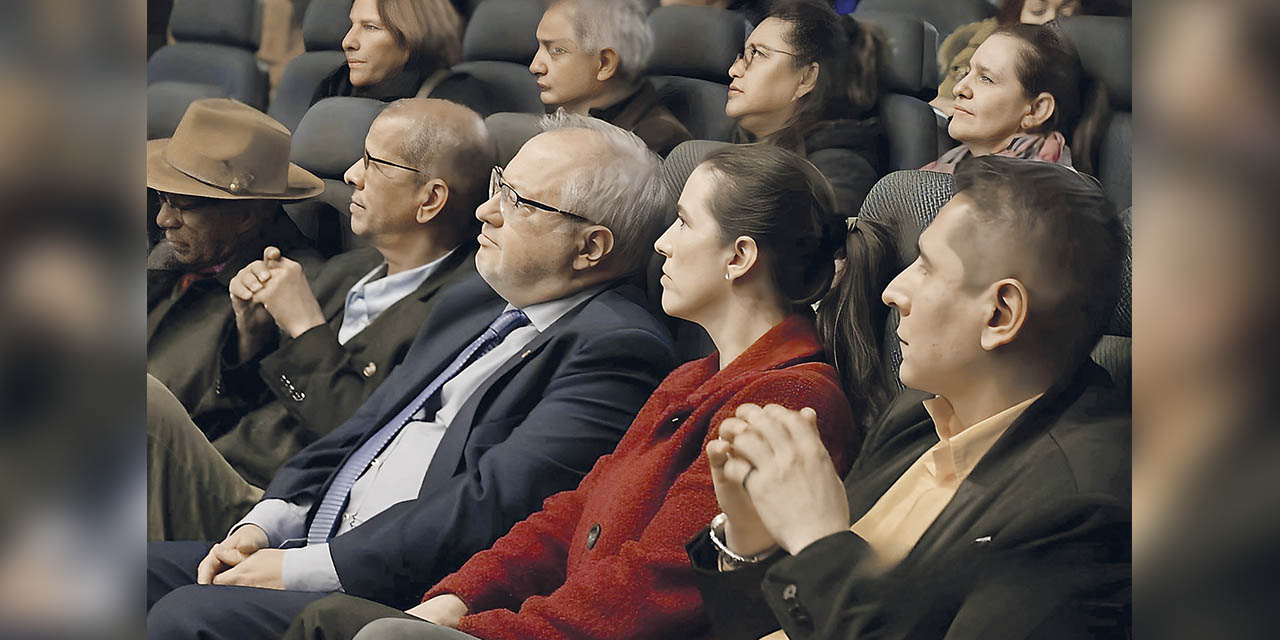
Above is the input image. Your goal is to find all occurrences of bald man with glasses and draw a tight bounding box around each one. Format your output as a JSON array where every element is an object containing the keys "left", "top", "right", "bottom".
[{"left": 148, "top": 98, "right": 494, "bottom": 543}]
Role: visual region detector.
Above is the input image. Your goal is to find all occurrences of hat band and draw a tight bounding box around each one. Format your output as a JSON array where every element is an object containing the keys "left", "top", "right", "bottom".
[{"left": 164, "top": 150, "right": 289, "bottom": 197}]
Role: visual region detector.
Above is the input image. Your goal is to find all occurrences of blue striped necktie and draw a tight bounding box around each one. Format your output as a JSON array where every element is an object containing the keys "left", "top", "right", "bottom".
[{"left": 306, "top": 308, "right": 531, "bottom": 545}]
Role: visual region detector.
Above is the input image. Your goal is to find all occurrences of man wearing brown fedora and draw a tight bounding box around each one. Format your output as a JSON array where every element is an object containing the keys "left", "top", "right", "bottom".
[
  {"left": 147, "top": 98, "right": 325, "bottom": 422},
  {"left": 147, "top": 98, "right": 497, "bottom": 543}
]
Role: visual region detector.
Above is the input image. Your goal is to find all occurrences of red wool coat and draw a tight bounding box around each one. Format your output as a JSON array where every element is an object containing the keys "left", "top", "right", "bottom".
[{"left": 423, "top": 315, "right": 860, "bottom": 640}]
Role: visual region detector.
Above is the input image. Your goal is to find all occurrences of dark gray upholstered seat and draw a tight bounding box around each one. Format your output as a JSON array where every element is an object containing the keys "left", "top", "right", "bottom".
[
  {"left": 646, "top": 6, "right": 746, "bottom": 143},
  {"left": 147, "top": 0, "right": 268, "bottom": 110},
  {"left": 283, "top": 97, "right": 387, "bottom": 256},
  {"left": 854, "top": 0, "right": 995, "bottom": 42},
  {"left": 267, "top": 0, "right": 353, "bottom": 131},
  {"left": 441, "top": 0, "right": 546, "bottom": 116},
  {"left": 1060, "top": 15, "right": 1132, "bottom": 211},
  {"left": 483, "top": 112, "right": 542, "bottom": 166},
  {"left": 147, "top": 81, "right": 232, "bottom": 140},
  {"left": 853, "top": 12, "right": 955, "bottom": 172},
  {"left": 859, "top": 171, "right": 1131, "bottom": 391}
]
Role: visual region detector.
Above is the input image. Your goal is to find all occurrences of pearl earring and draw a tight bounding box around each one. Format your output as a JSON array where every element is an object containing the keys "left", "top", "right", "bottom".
[{"left": 724, "top": 272, "right": 730, "bottom": 280}]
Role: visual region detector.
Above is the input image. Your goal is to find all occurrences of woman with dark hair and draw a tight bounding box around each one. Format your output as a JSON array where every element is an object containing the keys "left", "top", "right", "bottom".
[
  {"left": 278, "top": 144, "right": 883, "bottom": 640},
  {"left": 724, "top": 0, "right": 886, "bottom": 217},
  {"left": 924, "top": 23, "right": 1086, "bottom": 173},
  {"left": 311, "top": 0, "right": 464, "bottom": 106}
]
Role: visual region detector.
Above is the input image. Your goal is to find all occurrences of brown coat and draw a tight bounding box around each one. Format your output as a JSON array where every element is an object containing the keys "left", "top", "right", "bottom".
[{"left": 590, "top": 80, "right": 693, "bottom": 156}]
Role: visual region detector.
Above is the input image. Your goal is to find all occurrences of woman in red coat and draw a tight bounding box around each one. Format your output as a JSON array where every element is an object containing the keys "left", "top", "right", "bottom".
[{"left": 281, "top": 144, "right": 899, "bottom": 640}]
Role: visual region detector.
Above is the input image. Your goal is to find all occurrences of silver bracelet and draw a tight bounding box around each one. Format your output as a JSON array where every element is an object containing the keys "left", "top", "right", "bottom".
[{"left": 709, "top": 513, "right": 780, "bottom": 566}]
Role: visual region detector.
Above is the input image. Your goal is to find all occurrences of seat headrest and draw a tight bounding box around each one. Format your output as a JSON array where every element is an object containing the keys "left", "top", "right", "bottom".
[
  {"left": 463, "top": 0, "right": 544, "bottom": 64},
  {"left": 854, "top": 11, "right": 937, "bottom": 96},
  {"left": 661, "top": 140, "right": 732, "bottom": 202},
  {"left": 648, "top": 6, "right": 746, "bottom": 83},
  {"left": 290, "top": 97, "right": 387, "bottom": 177},
  {"left": 303, "top": 0, "right": 353, "bottom": 51},
  {"left": 1059, "top": 16, "right": 1132, "bottom": 110},
  {"left": 854, "top": 0, "right": 995, "bottom": 42},
  {"left": 484, "top": 112, "right": 543, "bottom": 166},
  {"left": 169, "top": 0, "right": 261, "bottom": 50}
]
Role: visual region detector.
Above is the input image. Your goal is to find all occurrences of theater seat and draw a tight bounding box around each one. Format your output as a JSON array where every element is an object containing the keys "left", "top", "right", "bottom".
[
  {"left": 647, "top": 6, "right": 746, "bottom": 143},
  {"left": 854, "top": 0, "right": 995, "bottom": 42},
  {"left": 147, "top": 0, "right": 269, "bottom": 109},
  {"left": 438, "top": 0, "right": 546, "bottom": 116},
  {"left": 147, "top": 81, "right": 231, "bottom": 139},
  {"left": 1060, "top": 15, "right": 1132, "bottom": 210},
  {"left": 854, "top": 12, "right": 951, "bottom": 171},
  {"left": 284, "top": 97, "right": 387, "bottom": 256},
  {"left": 267, "top": 0, "right": 352, "bottom": 131},
  {"left": 484, "top": 112, "right": 542, "bottom": 166},
  {"left": 861, "top": 170, "right": 1133, "bottom": 391}
]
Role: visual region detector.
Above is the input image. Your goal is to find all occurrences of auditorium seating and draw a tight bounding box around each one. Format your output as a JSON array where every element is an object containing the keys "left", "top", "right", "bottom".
[
  {"left": 646, "top": 5, "right": 746, "bottom": 143},
  {"left": 436, "top": 0, "right": 546, "bottom": 116},
  {"left": 854, "top": 0, "right": 995, "bottom": 42},
  {"left": 1060, "top": 15, "right": 1133, "bottom": 210},
  {"left": 284, "top": 97, "right": 387, "bottom": 256},
  {"left": 855, "top": 11, "right": 956, "bottom": 171},
  {"left": 148, "top": 0, "right": 269, "bottom": 112},
  {"left": 484, "top": 112, "right": 542, "bottom": 166},
  {"left": 268, "top": 0, "right": 353, "bottom": 131}
]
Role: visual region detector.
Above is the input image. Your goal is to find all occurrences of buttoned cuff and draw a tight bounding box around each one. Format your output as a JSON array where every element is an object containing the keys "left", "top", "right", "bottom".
[
  {"left": 233, "top": 499, "right": 310, "bottom": 547},
  {"left": 282, "top": 543, "right": 344, "bottom": 593}
]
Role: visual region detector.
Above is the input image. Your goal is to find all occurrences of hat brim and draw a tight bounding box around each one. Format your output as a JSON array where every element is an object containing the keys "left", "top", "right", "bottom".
[{"left": 147, "top": 138, "right": 325, "bottom": 200}]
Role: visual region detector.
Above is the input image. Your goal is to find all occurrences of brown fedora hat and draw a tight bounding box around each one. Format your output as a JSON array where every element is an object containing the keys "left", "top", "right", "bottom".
[{"left": 148, "top": 98, "right": 324, "bottom": 200}]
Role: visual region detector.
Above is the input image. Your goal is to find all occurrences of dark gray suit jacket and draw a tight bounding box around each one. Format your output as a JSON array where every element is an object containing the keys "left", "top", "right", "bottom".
[
  {"left": 690, "top": 362, "right": 1131, "bottom": 639},
  {"left": 264, "top": 272, "right": 678, "bottom": 608}
]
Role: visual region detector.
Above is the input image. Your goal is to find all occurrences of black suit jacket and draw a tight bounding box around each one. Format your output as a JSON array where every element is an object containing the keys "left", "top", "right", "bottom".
[
  {"left": 263, "top": 272, "right": 677, "bottom": 608},
  {"left": 690, "top": 362, "right": 1131, "bottom": 639},
  {"left": 204, "top": 245, "right": 477, "bottom": 487}
]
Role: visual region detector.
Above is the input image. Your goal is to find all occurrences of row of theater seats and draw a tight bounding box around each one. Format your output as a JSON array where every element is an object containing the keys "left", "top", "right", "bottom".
[{"left": 148, "top": 0, "right": 1131, "bottom": 212}]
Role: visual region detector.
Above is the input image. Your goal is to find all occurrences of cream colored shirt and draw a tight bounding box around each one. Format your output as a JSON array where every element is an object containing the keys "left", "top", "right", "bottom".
[{"left": 849, "top": 393, "right": 1044, "bottom": 571}]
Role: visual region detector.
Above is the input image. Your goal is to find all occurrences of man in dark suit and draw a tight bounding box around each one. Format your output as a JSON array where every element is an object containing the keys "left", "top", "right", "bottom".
[
  {"left": 690, "top": 156, "right": 1131, "bottom": 639},
  {"left": 147, "top": 98, "right": 496, "bottom": 542},
  {"left": 145, "top": 112, "right": 678, "bottom": 639}
]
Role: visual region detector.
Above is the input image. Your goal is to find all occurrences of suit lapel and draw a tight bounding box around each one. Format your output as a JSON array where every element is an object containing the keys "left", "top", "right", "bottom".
[{"left": 418, "top": 291, "right": 598, "bottom": 493}]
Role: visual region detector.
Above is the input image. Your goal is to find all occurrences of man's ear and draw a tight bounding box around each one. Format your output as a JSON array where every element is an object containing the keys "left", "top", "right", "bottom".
[
  {"left": 572, "top": 225, "right": 615, "bottom": 271},
  {"left": 596, "top": 47, "right": 621, "bottom": 83},
  {"left": 725, "top": 235, "right": 760, "bottom": 282},
  {"left": 793, "top": 62, "right": 820, "bottom": 101},
  {"left": 980, "top": 278, "right": 1029, "bottom": 351},
  {"left": 416, "top": 179, "right": 450, "bottom": 224},
  {"left": 1022, "top": 91, "right": 1056, "bottom": 131}
]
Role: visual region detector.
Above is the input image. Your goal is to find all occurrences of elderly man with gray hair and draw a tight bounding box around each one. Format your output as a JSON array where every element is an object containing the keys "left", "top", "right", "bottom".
[
  {"left": 530, "top": 0, "right": 692, "bottom": 154},
  {"left": 146, "top": 113, "right": 678, "bottom": 640}
]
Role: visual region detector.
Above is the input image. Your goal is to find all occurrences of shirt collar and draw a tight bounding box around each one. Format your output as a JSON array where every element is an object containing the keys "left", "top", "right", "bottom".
[
  {"left": 508, "top": 284, "right": 608, "bottom": 332},
  {"left": 920, "top": 393, "right": 1044, "bottom": 482},
  {"left": 349, "top": 248, "right": 457, "bottom": 299}
]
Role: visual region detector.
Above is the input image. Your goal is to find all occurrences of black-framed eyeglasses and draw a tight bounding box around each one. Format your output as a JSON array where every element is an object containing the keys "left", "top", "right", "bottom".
[
  {"left": 734, "top": 43, "right": 798, "bottom": 70},
  {"left": 363, "top": 148, "right": 422, "bottom": 174},
  {"left": 488, "top": 166, "right": 592, "bottom": 223}
]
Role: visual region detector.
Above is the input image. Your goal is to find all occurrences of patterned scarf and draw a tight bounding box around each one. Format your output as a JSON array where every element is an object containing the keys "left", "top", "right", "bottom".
[{"left": 923, "top": 131, "right": 1073, "bottom": 174}]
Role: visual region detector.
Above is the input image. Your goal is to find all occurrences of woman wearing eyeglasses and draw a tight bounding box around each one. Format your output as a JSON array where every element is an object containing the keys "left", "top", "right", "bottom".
[
  {"left": 280, "top": 144, "right": 891, "bottom": 640},
  {"left": 725, "top": 0, "right": 887, "bottom": 217}
]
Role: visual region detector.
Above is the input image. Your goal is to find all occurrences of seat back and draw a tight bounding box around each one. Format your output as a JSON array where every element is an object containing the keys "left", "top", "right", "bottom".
[
  {"left": 148, "top": 0, "right": 269, "bottom": 108},
  {"left": 284, "top": 97, "right": 387, "bottom": 255},
  {"left": 147, "top": 81, "right": 232, "bottom": 139},
  {"left": 853, "top": 12, "right": 949, "bottom": 172},
  {"left": 439, "top": 0, "right": 546, "bottom": 115},
  {"left": 647, "top": 6, "right": 745, "bottom": 142},
  {"left": 484, "top": 112, "right": 543, "bottom": 166},
  {"left": 1060, "top": 15, "right": 1132, "bottom": 210},
  {"left": 854, "top": 0, "right": 995, "bottom": 42}
]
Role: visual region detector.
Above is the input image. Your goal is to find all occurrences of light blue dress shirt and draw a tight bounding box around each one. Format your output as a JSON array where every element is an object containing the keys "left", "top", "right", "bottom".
[{"left": 335, "top": 248, "right": 457, "bottom": 345}]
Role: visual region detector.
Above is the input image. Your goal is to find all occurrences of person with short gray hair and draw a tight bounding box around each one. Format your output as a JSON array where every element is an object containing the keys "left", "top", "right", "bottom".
[{"left": 530, "top": 0, "right": 692, "bottom": 154}]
